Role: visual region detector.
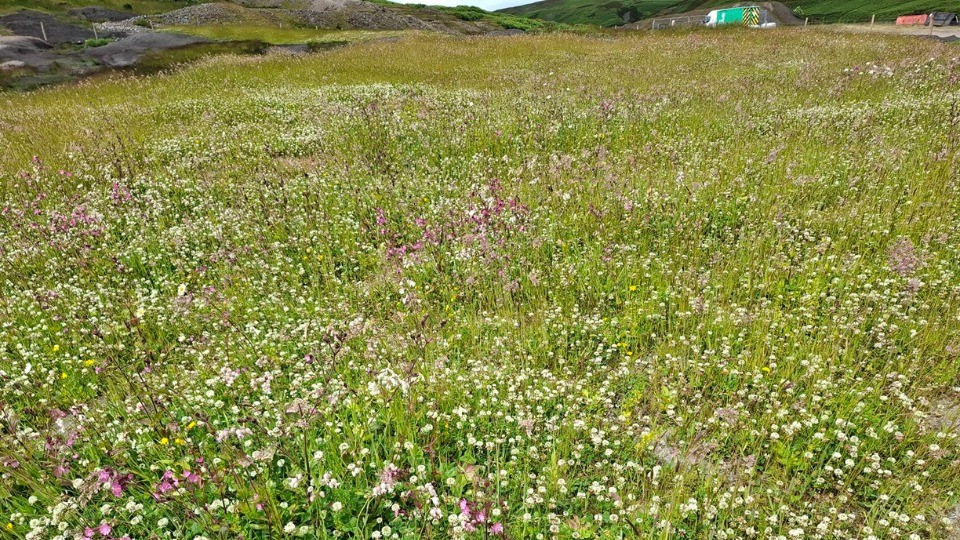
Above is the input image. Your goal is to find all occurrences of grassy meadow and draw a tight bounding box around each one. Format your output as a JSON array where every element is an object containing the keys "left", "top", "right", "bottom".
[{"left": 2, "top": 29, "right": 960, "bottom": 539}]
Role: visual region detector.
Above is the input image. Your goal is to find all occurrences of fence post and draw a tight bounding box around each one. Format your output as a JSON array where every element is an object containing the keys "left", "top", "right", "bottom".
[
  {"left": 930, "top": 14, "right": 935, "bottom": 35},
  {"left": 870, "top": 14, "right": 875, "bottom": 27},
  {"left": 93, "top": 26, "right": 98, "bottom": 39},
  {"left": 804, "top": 17, "right": 808, "bottom": 27},
  {"left": 40, "top": 21, "right": 47, "bottom": 41}
]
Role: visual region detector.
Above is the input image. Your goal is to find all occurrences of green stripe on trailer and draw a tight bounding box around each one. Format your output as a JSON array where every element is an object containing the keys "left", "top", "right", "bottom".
[{"left": 716, "top": 7, "right": 745, "bottom": 25}]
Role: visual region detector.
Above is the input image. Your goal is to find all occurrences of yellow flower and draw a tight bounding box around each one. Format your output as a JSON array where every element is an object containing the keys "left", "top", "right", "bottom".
[
  {"left": 175, "top": 438, "right": 185, "bottom": 446},
  {"left": 60, "top": 372, "right": 67, "bottom": 380},
  {"left": 52, "top": 345, "right": 60, "bottom": 353},
  {"left": 187, "top": 421, "right": 197, "bottom": 429},
  {"left": 84, "top": 360, "right": 95, "bottom": 367},
  {"left": 5, "top": 522, "right": 13, "bottom": 531},
  {"left": 635, "top": 431, "right": 656, "bottom": 450},
  {"left": 629, "top": 285, "right": 637, "bottom": 292},
  {"left": 160, "top": 437, "right": 169, "bottom": 445},
  {"left": 761, "top": 366, "right": 771, "bottom": 373}
]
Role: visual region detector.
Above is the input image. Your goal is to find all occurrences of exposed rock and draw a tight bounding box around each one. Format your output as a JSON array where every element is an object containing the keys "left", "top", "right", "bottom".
[
  {"left": 233, "top": 0, "right": 288, "bottom": 6},
  {"left": 69, "top": 7, "right": 135, "bottom": 23},
  {"left": 147, "top": 3, "right": 280, "bottom": 26},
  {"left": 83, "top": 32, "right": 210, "bottom": 67},
  {"left": 0, "top": 60, "right": 26, "bottom": 70},
  {"left": 296, "top": 3, "right": 450, "bottom": 32},
  {"left": 0, "top": 36, "right": 59, "bottom": 70},
  {"left": 924, "top": 396, "right": 960, "bottom": 434},
  {"left": 93, "top": 20, "right": 153, "bottom": 38},
  {"left": 0, "top": 10, "right": 96, "bottom": 44}
]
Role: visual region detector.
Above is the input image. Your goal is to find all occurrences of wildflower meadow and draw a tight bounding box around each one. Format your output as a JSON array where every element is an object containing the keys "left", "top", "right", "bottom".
[{"left": 2, "top": 29, "right": 960, "bottom": 539}]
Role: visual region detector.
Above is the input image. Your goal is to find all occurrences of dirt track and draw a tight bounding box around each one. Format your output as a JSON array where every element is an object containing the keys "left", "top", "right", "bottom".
[{"left": 832, "top": 23, "right": 960, "bottom": 42}]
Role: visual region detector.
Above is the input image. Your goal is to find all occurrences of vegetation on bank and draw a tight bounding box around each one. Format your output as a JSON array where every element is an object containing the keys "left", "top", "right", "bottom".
[
  {"left": 0, "top": 0, "right": 194, "bottom": 17},
  {"left": 2, "top": 29, "right": 960, "bottom": 539}
]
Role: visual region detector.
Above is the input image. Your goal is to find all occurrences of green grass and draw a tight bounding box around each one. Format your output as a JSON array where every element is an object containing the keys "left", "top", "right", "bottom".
[
  {"left": 83, "top": 37, "right": 113, "bottom": 47},
  {"left": 501, "top": 0, "right": 960, "bottom": 26},
  {"left": 2, "top": 29, "right": 960, "bottom": 539},
  {"left": 0, "top": 0, "right": 195, "bottom": 17}
]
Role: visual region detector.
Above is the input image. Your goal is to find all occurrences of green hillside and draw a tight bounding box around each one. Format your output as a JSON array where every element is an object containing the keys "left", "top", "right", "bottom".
[
  {"left": 501, "top": 0, "right": 960, "bottom": 27},
  {"left": 789, "top": 0, "right": 960, "bottom": 22}
]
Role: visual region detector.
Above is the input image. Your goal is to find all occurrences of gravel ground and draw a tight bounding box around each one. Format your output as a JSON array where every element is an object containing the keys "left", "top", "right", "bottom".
[
  {"left": 833, "top": 23, "right": 960, "bottom": 42},
  {"left": 146, "top": 3, "right": 280, "bottom": 26},
  {"left": 68, "top": 7, "right": 136, "bottom": 23}
]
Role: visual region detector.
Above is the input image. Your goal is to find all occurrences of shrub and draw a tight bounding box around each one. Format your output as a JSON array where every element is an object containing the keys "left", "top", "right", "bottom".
[
  {"left": 449, "top": 6, "right": 486, "bottom": 20},
  {"left": 83, "top": 38, "right": 112, "bottom": 47}
]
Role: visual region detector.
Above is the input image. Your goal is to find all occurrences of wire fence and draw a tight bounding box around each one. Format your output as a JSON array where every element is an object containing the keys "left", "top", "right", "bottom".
[{"left": 650, "top": 15, "right": 706, "bottom": 29}]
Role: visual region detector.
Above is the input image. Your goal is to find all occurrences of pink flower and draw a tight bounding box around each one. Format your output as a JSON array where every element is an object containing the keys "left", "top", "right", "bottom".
[
  {"left": 97, "top": 522, "right": 112, "bottom": 536},
  {"left": 491, "top": 522, "right": 504, "bottom": 535},
  {"left": 97, "top": 469, "right": 112, "bottom": 483},
  {"left": 183, "top": 470, "right": 201, "bottom": 484}
]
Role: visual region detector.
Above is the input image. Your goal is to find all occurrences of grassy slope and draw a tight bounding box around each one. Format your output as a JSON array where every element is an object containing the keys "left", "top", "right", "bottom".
[
  {"left": 502, "top": 0, "right": 960, "bottom": 26},
  {"left": 1, "top": 0, "right": 577, "bottom": 36},
  {"left": 2, "top": 30, "right": 960, "bottom": 539},
  {"left": 0, "top": 0, "right": 194, "bottom": 17},
  {"left": 366, "top": 1, "right": 580, "bottom": 31},
  {"left": 503, "top": 0, "right": 703, "bottom": 26}
]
